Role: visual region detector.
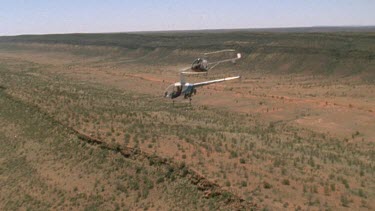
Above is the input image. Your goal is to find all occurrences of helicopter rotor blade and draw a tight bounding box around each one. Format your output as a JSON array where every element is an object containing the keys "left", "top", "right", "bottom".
[
  {"left": 180, "top": 71, "right": 208, "bottom": 75},
  {"left": 203, "top": 49, "right": 235, "bottom": 56},
  {"left": 179, "top": 66, "right": 191, "bottom": 72},
  {"left": 206, "top": 53, "right": 242, "bottom": 70}
]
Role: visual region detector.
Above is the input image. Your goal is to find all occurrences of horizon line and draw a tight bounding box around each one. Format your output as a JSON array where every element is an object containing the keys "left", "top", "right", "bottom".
[{"left": 2, "top": 25, "right": 375, "bottom": 37}]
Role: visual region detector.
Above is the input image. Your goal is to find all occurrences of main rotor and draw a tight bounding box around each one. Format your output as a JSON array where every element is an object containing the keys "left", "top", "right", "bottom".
[{"left": 180, "top": 49, "right": 241, "bottom": 75}]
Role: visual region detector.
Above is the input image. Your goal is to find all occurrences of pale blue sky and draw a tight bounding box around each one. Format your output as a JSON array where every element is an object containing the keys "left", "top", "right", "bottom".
[{"left": 1, "top": 0, "right": 374, "bottom": 35}]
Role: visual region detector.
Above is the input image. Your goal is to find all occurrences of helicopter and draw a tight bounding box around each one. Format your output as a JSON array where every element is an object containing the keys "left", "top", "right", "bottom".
[
  {"left": 164, "top": 73, "right": 241, "bottom": 102},
  {"left": 180, "top": 49, "right": 242, "bottom": 74}
]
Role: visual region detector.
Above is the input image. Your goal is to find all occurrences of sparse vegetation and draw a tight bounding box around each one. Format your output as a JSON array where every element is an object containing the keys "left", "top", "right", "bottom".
[{"left": 0, "top": 30, "right": 374, "bottom": 210}]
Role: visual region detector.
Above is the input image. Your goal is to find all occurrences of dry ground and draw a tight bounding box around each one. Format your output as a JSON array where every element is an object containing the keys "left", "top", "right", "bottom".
[{"left": 0, "top": 43, "right": 374, "bottom": 210}]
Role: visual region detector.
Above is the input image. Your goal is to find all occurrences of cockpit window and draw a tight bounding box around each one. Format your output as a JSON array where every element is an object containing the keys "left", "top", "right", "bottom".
[
  {"left": 191, "top": 58, "right": 208, "bottom": 71},
  {"left": 164, "top": 84, "right": 182, "bottom": 99}
]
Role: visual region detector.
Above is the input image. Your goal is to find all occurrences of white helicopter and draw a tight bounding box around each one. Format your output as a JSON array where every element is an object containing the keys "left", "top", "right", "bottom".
[
  {"left": 180, "top": 49, "right": 242, "bottom": 74},
  {"left": 164, "top": 73, "right": 240, "bottom": 102}
]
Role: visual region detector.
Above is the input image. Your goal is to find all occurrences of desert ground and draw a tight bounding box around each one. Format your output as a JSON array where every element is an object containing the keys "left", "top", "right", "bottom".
[{"left": 0, "top": 31, "right": 374, "bottom": 210}]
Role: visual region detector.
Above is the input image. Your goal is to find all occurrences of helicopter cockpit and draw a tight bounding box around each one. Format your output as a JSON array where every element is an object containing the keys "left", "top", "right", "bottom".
[
  {"left": 191, "top": 58, "right": 208, "bottom": 72},
  {"left": 164, "top": 83, "right": 183, "bottom": 99}
]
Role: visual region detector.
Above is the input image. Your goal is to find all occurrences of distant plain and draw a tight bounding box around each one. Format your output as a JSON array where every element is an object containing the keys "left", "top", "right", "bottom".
[{"left": 0, "top": 28, "right": 374, "bottom": 210}]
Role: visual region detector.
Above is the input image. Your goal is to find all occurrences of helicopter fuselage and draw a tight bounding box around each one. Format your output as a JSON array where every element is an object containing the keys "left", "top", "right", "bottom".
[
  {"left": 191, "top": 58, "right": 208, "bottom": 72},
  {"left": 164, "top": 82, "right": 197, "bottom": 99}
]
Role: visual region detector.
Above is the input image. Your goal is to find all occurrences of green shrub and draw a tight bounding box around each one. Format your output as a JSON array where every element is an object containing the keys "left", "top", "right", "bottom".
[
  {"left": 282, "top": 179, "right": 290, "bottom": 185},
  {"left": 263, "top": 181, "right": 272, "bottom": 189}
]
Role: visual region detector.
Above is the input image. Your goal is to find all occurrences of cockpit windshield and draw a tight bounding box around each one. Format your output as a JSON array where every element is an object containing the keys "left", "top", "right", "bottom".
[
  {"left": 164, "top": 83, "right": 182, "bottom": 99},
  {"left": 191, "top": 58, "right": 208, "bottom": 71}
]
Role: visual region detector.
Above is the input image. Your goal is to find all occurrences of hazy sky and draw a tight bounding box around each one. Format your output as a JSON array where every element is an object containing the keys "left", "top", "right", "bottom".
[{"left": 1, "top": 0, "right": 374, "bottom": 35}]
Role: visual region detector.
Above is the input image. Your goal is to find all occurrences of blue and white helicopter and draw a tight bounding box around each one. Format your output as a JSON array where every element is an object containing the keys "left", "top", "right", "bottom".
[{"left": 164, "top": 74, "right": 240, "bottom": 101}]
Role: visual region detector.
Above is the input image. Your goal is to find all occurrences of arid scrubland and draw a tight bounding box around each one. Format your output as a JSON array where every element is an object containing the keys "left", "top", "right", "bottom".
[{"left": 0, "top": 31, "right": 374, "bottom": 210}]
